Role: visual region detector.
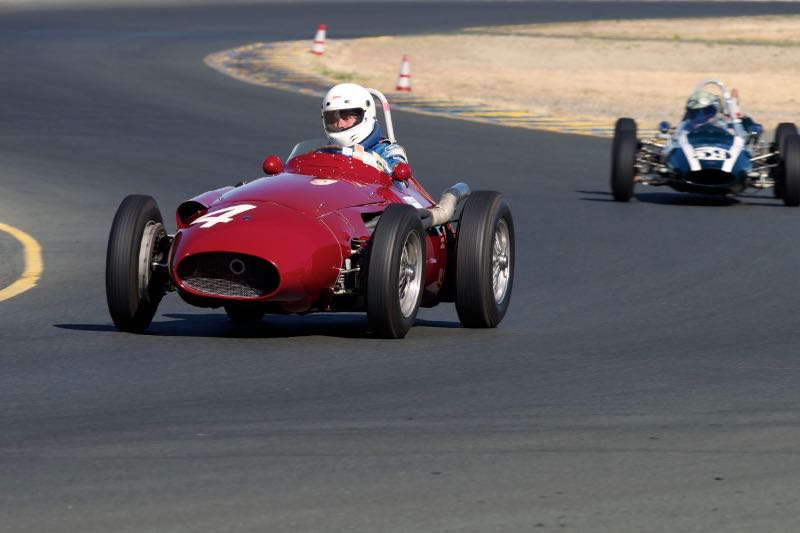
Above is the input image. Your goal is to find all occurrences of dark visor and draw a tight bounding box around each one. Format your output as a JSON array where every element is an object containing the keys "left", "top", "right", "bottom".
[
  {"left": 686, "top": 105, "right": 717, "bottom": 120},
  {"left": 324, "top": 108, "right": 364, "bottom": 132}
]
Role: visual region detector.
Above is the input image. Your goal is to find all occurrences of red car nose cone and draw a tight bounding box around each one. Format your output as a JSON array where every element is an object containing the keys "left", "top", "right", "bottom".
[{"left": 171, "top": 201, "right": 343, "bottom": 302}]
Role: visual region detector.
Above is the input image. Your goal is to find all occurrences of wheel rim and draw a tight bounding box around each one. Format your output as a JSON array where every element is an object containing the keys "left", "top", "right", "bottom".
[
  {"left": 138, "top": 221, "right": 165, "bottom": 296},
  {"left": 398, "top": 231, "right": 423, "bottom": 318},
  {"left": 491, "top": 219, "right": 511, "bottom": 303}
]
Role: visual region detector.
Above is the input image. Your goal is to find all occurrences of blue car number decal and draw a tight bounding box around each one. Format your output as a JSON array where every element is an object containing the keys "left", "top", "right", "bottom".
[{"left": 693, "top": 147, "right": 731, "bottom": 161}]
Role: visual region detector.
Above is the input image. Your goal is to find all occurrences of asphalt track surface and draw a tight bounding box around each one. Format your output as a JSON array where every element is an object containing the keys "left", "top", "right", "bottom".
[{"left": 3, "top": 2, "right": 800, "bottom": 531}]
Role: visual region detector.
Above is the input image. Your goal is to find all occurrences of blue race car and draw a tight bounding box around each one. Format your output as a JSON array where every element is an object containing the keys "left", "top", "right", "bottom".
[{"left": 611, "top": 79, "right": 800, "bottom": 206}]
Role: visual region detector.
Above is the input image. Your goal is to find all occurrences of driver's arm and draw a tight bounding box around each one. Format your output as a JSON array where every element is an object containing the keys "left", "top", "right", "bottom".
[{"left": 375, "top": 143, "right": 408, "bottom": 172}]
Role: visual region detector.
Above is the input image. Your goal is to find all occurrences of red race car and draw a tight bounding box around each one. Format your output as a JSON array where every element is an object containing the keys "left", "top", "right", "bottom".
[{"left": 106, "top": 90, "right": 514, "bottom": 338}]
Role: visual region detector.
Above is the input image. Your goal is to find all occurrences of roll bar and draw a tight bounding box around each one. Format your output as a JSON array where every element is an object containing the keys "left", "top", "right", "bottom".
[
  {"left": 367, "top": 88, "right": 396, "bottom": 143},
  {"left": 693, "top": 79, "right": 741, "bottom": 124}
]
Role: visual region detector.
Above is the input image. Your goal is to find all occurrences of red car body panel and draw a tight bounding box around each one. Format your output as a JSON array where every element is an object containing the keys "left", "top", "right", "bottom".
[{"left": 168, "top": 151, "right": 452, "bottom": 313}]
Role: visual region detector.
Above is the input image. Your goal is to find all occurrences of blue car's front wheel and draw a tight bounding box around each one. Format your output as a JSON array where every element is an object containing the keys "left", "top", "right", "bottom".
[{"left": 611, "top": 118, "right": 638, "bottom": 202}]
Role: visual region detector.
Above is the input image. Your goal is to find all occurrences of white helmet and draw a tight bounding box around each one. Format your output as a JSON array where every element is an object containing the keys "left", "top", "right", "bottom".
[{"left": 321, "top": 83, "right": 377, "bottom": 147}]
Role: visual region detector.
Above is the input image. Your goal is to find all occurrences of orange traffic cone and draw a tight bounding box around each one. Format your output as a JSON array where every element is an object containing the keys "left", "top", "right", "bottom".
[
  {"left": 311, "top": 24, "right": 326, "bottom": 56},
  {"left": 396, "top": 54, "right": 411, "bottom": 92}
]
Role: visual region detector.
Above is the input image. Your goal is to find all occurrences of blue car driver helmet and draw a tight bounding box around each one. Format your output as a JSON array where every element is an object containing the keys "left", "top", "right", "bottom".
[{"left": 684, "top": 90, "right": 723, "bottom": 130}]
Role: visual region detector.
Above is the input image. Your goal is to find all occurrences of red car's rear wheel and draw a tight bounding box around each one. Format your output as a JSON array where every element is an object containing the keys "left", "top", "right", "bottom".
[{"left": 454, "top": 191, "right": 514, "bottom": 328}]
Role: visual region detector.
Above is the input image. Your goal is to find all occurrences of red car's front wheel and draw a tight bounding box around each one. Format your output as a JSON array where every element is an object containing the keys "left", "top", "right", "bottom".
[
  {"left": 365, "top": 204, "right": 425, "bottom": 339},
  {"left": 106, "top": 195, "right": 168, "bottom": 332}
]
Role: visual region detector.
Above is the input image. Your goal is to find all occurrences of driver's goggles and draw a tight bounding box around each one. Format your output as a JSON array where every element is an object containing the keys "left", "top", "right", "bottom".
[{"left": 323, "top": 108, "right": 364, "bottom": 132}]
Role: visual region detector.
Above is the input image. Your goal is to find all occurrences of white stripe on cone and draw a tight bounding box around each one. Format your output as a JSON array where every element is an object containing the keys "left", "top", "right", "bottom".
[
  {"left": 311, "top": 24, "right": 326, "bottom": 56},
  {"left": 396, "top": 54, "right": 411, "bottom": 92}
]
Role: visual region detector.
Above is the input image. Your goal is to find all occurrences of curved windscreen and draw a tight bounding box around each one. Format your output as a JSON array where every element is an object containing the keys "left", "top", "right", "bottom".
[{"left": 286, "top": 139, "right": 332, "bottom": 161}]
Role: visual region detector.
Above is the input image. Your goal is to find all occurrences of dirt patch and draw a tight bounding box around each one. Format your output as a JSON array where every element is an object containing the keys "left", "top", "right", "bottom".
[{"left": 218, "top": 16, "right": 800, "bottom": 134}]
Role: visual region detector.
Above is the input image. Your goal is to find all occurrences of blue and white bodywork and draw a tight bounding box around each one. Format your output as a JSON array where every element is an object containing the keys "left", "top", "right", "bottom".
[
  {"left": 611, "top": 79, "right": 799, "bottom": 204},
  {"left": 665, "top": 120, "right": 752, "bottom": 193}
]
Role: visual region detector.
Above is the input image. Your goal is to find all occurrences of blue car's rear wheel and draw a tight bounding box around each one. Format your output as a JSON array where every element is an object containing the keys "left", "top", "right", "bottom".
[
  {"left": 365, "top": 204, "right": 425, "bottom": 339},
  {"left": 783, "top": 134, "right": 800, "bottom": 207},
  {"left": 106, "top": 195, "right": 168, "bottom": 332},
  {"left": 772, "top": 122, "right": 797, "bottom": 199},
  {"left": 611, "top": 118, "right": 638, "bottom": 202}
]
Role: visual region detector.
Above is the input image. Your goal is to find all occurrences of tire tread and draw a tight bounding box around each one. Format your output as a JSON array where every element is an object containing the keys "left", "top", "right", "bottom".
[{"left": 455, "top": 191, "right": 514, "bottom": 328}]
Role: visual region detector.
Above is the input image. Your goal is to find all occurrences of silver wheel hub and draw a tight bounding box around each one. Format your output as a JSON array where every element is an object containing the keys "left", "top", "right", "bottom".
[
  {"left": 398, "top": 231, "right": 423, "bottom": 318},
  {"left": 138, "top": 221, "right": 165, "bottom": 296},
  {"left": 491, "top": 219, "right": 511, "bottom": 304}
]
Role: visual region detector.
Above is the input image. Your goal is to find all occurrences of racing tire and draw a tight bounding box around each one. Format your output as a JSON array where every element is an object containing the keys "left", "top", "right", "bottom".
[
  {"left": 224, "top": 304, "right": 264, "bottom": 325},
  {"left": 610, "top": 118, "right": 638, "bottom": 202},
  {"left": 614, "top": 117, "right": 637, "bottom": 136},
  {"left": 775, "top": 123, "right": 798, "bottom": 154},
  {"left": 454, "top": 191, "right": 514, "bottom": 328},
  {"left": 772, "top": 123, "right": 798, "bottom": 199},
  {"left": 106, "top": 195, "right": 168, "bottom": 332},
  {"left": 782, "top": 134, "right": 800, "bottom": 207},
  {"left": 365, "top": 204, "right": 426, "bottom": 339}
]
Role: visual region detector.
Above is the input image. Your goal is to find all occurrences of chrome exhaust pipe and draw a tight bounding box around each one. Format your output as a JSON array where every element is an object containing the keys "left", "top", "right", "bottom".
[{"left": 419, "top": 182, "right": 470, "bottom": 229}]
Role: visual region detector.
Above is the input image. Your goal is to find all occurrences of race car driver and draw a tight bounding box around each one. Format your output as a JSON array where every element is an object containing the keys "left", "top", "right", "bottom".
[
  {"left": 682, "top": 90, "right": 727, "bottom": 130},
  {"left": 682, "top": 89, "right": 762, "bottom": 138},
  {"left": 321, "top": 83, "right": 408, "bottom": 175}
]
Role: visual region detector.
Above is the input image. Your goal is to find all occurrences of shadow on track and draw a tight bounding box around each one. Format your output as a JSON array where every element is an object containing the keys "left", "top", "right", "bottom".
[
  {"left": 577, "top": 189, "right": 782, "bottom": 207},
  {"left": 54, "top": 314, "right": 461, "bottom": 339}
]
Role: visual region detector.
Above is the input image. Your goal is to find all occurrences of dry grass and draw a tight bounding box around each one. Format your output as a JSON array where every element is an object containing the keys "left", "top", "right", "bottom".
[
  {"left": 256, "top": 16, "right": 800, "bottom": 129},
  {"left": 466, "top": 16, "right": 800, "bottom": 45}
]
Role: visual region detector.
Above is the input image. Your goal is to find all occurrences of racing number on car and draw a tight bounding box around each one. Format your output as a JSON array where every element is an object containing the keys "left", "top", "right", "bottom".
[
  {"left": 693, "top": 147, "right": 731, "bottom": 161},
  {"left": 191, "top": 204, "right": 257, "bottom": 228}
]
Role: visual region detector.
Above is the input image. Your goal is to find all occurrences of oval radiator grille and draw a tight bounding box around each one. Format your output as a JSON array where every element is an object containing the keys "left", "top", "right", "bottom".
[{"left": 177, "top": 253, "right": 279, "bottom": 298}]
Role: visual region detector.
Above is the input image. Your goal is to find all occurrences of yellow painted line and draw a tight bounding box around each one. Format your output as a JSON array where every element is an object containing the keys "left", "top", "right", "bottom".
[
  {"left": 562, "top": 122, "right": 613, "bottom": 127},
  {"left": 401, "top": 102, "right": 458, "bottom": 108},
  {"left": 513, "top": 117, "right": 575, "bottom": 123},
  {"left": 0, "top": 223, "right": 43, "bottom": 302},
  {"left": 457, "top": 111, "right": 526, "bottom": 118},
  {"left": 458, "top": 110, "right": 534, "bottom": 118}
]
